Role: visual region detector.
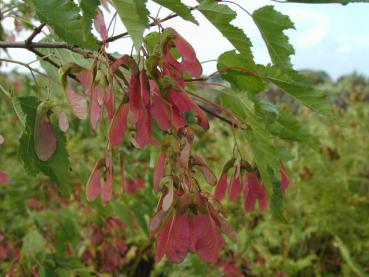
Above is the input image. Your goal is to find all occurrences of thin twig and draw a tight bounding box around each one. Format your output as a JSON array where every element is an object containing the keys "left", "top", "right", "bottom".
[
  {"left": 0, "top": 58, "right": 48, "bottom": 78},
  {"left": 25, "top": 23, "right": 46, "bottom": 46}
]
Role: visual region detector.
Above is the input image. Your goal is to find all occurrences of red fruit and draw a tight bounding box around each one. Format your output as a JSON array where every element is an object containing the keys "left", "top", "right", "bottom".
[
  {"left": 109, "top": 103, "right": 129, "bottom": 145},
  {"left": 214, "top": 173, "right": 228, "bottom": 201},
  {"left": 101, "top": 154, "right": 114, "bottom": 203}
]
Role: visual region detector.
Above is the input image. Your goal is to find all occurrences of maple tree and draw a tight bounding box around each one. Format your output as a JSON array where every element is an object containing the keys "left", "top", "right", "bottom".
[{"left": 0, "top": 0, "right": 367, "bottom": 275}]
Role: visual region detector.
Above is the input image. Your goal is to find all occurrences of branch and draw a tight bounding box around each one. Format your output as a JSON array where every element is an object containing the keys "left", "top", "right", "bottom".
[{"left": 25, "top": 23, "right": 46, "bottom": 46}]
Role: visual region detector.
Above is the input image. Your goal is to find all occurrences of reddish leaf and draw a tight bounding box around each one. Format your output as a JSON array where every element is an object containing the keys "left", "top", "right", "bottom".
[
  {"left": 94, "top": 9, "right": 108, "bottom": 41},
  {"left": 229, "top": 164, "right": 242, "bottom": 202},
  {"left": 166, "top": 213, "right": 190, "bottom": 263},
  {"left": 66, "top": 86, "right": 88, "bottom": 120},
  {"left": 34, "top": 115, "right": 57, "bottom": 161},
  {"left": 155, "top": 215, "right": 173, "bottom": 262},
  {"left": 154, "top": 152, "right": 166, "bottom": 193},
  {"left": 152, "top": 95, "right": 171, "bottom": 130},
  {"left": 58, "top": 112, "right": 69, "bottom": 132},
  {"left": 0, "top": 171, "right": 10, "bottom": 184},
  {"left": 109, "top": 103, "right": 129, "bottom": 145},
  {"left": 86, "top": 168, "right": 102, "bottom": 201},
  {"left": 214, "top": 173, "right": 228, "bottom": 201}
]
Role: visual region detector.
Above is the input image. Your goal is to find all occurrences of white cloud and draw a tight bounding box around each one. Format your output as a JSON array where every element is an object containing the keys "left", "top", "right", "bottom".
[{"left": 283, "top": 8, "right": 330, "bottom": 48}]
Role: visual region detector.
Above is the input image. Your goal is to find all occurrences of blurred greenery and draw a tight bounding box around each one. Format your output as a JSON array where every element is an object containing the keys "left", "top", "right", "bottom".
[{"left": 0, "top": 71, "right": 368, "bottom": 276}]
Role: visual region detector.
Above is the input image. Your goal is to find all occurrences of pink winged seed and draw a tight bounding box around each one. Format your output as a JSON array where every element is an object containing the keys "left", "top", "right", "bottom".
[
  {"left": 34, "top": 116, "right": 57, "bottom": 161},
  {"left": 86, "top": 168, "right": 102, "bottom": 201},
  {"left": 214, "top": 173, "right": 228, "bottom": 201},
  {"left": 190, "top": 214, "right": 224, "bottom": 263},
  {"left": 58, "top": 112, "right": 69, "bottom": 132},
  {"left": 165, "top": 213, "right": 190, "bottom": 264},
  {"left": 94, "top": 9, "right": 108, "bottom": 41},
  {"left": 66, "top": 86, "right": 88, "bottom": 120},
  {"left": 229, "top": 164, "right": 242, "bottom": 202},
  {"left": 155, "top": 215, "right": 174, "bottom": 262},
  {"left": 109, "top": 104, "right": 129, "bottom": 145},
  {"left": 153, "top": 152, "right": 166, "bottom": 193}
]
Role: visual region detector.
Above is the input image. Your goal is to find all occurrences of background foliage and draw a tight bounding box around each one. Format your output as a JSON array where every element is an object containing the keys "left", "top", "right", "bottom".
[{"left": 1, "top": 71, "right": 368, "bottom": 276}]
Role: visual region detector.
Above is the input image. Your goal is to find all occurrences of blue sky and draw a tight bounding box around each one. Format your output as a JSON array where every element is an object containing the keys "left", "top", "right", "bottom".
[{"left": 1, "top": 0, "right": 368, "bottom": 79}]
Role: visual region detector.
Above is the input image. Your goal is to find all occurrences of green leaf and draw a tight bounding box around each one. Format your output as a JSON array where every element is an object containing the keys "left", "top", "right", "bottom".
[
  {"left": 218, "top": 50, "right": 266, "bottom": 94},
  {"left": 112, "top": 0, "right": 149, "bottom": 52},
  {"left": 263, "top": 65, "right": 331, "bottom": 115},
  {"left": 197, "top": 0, "right": 254, "bottom": 64},
  {"left": 30, "top": 0, "right": 99, "bottom": 50},
  {"left": 252, "top": 6, "right": 295, "bottom": 68},
  {"left": 153, "top": 0, "right": 198, "bottom": 24},
  {"left": 284, "top": 0, "right": 369, "bottom": 4},
  {"left": 22, "top": 230, "right": 46, "bottom": 258},
  {"left": 18, "top": 97, "right": 71, "bottom": 197},
  {"left": 80, "top": 0, "right": 100, "bottom": 39},
  {"left": 272, "top": 110, "right": 318, "bottom": 148},
  {"left": 55, "top": 209, "right": 80, "bottom": 259},
  {"left": 334, "top": 236, "right": 368, "bottom": 277},
  {"left": 255, "top": 100, "right": 318, "bottom": 148}
]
